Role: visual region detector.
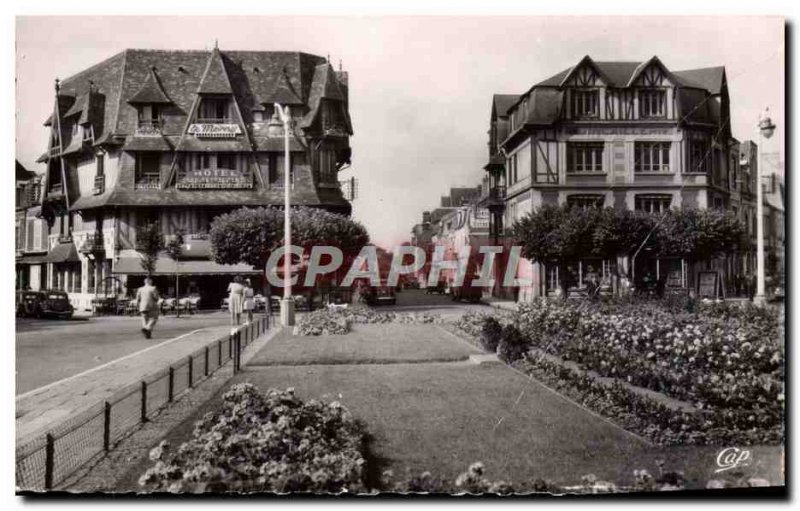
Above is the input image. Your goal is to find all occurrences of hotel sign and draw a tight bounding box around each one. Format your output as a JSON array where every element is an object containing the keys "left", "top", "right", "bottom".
[
  {"left": 177, "top": 168, "right": 253, "bottom": 189},
  {"left": 188, "top": 124, "right": 242, "bottom": 138}
]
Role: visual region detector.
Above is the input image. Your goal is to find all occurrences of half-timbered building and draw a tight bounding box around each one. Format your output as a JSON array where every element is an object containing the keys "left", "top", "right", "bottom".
[
  {"left": 480, "top": 55, "right": 755, "bottom": 300},
  {"left": 36, "top": 47, "right": 354, "bottom": 309}
]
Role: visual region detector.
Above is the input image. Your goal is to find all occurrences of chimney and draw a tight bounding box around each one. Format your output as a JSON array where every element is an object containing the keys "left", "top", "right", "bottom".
[{"left": 422, "top": 211, "right": 431, "bottom": 224}]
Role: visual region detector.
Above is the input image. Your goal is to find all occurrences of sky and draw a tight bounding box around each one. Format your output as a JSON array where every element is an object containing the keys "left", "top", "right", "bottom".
[{"left": 15, "top": 16, "right": 785, "bottom": 248}]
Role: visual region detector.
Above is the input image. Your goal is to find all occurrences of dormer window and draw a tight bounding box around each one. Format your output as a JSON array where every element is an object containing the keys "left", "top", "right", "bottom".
[
  {"left": 639, "top": 89, "right": 666, "bottom": 118},
  {"left": 199, "top": 98, "right": 230, "bottom": 123},
  {"left": 135, "top": 105, "right": 162, "bottom": 136},
  {"left": 253, "top": 111, "right": 265, "bottom": 123},
  {"left": 572, "top": 89, "right": 599, "bottom": 118}
]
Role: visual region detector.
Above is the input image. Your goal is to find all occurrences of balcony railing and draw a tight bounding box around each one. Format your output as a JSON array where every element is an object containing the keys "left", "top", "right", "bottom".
[
  {"left": 80, "top": 231, "right": 105, "bottom": 254},
  {"left": 49, "top": 147, "right": 61, "bottom": 157},
  {"left": 488, "top": 186, "right": 506, "bottom": 200},
  {"left": 135, "top": 119, "right": 162, "bottom": 136},
  {"left": 93, "top": 175, "right": 105, "bottom": 195},
  {"left": 58, "top": 234, "right": 73, "bottom": 244},
  {"left": 49, "top": 182, "right": 63, "bottom": 195},
  {"left": 134, "top": 175, "right": 161, "bottom": 191}
]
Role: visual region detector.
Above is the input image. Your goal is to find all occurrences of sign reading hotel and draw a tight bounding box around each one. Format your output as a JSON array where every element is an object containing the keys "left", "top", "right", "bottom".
[
  {"left": 177, "top": 168, "right": 253, "bottom": 189},
  {"left": 187, "top": 123, "right": 242, "bottom": 138}
]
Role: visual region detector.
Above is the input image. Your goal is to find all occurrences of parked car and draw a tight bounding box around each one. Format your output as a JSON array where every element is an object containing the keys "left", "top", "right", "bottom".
[
  {"left": 326, "top": 288, "right": 352, "bottom": 310},
  {"left": 364, "top": 282, "right": 397, "bottom": 306},
  {"left": 450, "top": 275, "right": 483, "bottom": 303},
  {"left": 16, "top": 290, "right": 74, "bottom": 320},
  {"left": 425, "top": 280, "right": 448, "bottom": 295}
]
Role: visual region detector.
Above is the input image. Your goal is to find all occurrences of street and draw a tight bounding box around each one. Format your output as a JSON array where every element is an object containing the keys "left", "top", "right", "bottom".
[
  {"left": 15, "top": 290, "right": 484, "bottom": 396},
  {"left": 15, "top": 312, "right": 233, "bottom": 395}
]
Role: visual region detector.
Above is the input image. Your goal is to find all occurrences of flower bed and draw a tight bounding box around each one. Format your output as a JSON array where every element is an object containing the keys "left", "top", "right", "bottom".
[
  {"left": 454, "top": 299, "right": 784, "bottom": 445},
  {"left": 513, "top": 299, "right": 783, "bottom": 414},
  {"left": 294, "top": 309, "right": 351, "bottom": 336},
  {"left": 139, "top": 384, "right": 368, "bottom": 493},
  {"left": 384, "top": 460, "right": 772, "bottom": 494},
  {"left": 294, "top": 308, "right": 443, "bottom": 336},
  {"left": 515, "top": 355, "right": 782, "bottom": 446}
]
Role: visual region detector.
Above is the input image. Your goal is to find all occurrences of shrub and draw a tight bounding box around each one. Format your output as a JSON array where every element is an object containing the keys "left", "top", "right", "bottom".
[
  {"left": 497, "top": 324, "right": 529, "bottom": 363},
  {"left": 479, "top": 317, "right": 503, "bottom": 353},
  {"left": 139, "top": 384, "right": 368, "bottom": 493}
]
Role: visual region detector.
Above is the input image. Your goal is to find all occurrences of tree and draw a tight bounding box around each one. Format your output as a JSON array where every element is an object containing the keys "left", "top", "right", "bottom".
[
  {"left": 657, "top": 208, "right": 749, "bottom": 263},
  {"left": 165, "top": 229, "right": 186, "bottom": 316},
  {"left": 137, "top": 222, "right": 164, "bottom": 277},
  {"left": 209, "top": 206, "right": 370, "bottom": 286},
  {"left": 510, "top": 204, "right": 601, "bottom": 297},
  {"left": 593, "top": 208, "right": 660, "bottom": 260}
]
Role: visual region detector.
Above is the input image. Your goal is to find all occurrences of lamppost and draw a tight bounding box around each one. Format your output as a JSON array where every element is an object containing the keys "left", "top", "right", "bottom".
[
  {"left": 275, "top": 103, "right": 295, "bottom": 326},
  {"left": 754, "top": 107, "right": 776, "bottom": 305}
]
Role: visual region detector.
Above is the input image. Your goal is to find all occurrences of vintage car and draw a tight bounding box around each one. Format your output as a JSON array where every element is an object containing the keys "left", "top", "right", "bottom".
[
  {"left": 326, "top": 288, "right": 352, "bottom": 310},
  {"left": 450, "top": 275, "right": 483, "bottom": 303},
  {"left": 16, "top": 290, "right": 74, "bottom": 320},
  {"left": 363, "top": 282, "right": 397, "bottom": 306},
  {"left": 425, "top": 279, "right": 448, "bottom": 295}
]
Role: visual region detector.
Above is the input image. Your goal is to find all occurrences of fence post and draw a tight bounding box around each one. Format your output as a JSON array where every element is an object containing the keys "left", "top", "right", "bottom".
[
  {"left": 233, "top": 332, "right": 240, "bottom": 373},
  {"left": 188, "top": 356, "right": 193, "bottom": 388},
  {"left": 44, "top": 433, "right": 54, "bottom": 490},
  {"left": 228, "top": 333, "right": 233, "bottom": 360},
  {"left": 141, "top": 381, "right": 147, "bottom": 423},
  {"left": 218, "top": 339, "right": 222, "bottom": 366},
  {"left": 204, "top": 346, "right": 209, "bottom": 377},
  {"left": 168, "top": 367, "right": 174, "bottom": 402},
  {"left": 103, "top": 401, "right": 111, "bottom": 452}
]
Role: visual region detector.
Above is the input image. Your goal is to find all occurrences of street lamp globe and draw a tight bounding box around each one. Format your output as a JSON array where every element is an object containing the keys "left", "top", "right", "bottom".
[{"left": 759, "top": 108, "right": 776, "bottom": 139}]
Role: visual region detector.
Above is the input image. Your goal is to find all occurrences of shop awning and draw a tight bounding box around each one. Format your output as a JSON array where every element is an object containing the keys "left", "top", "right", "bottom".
[
  {"left": 43, "top": 242, "right": 80, "bottom": 263},
  {"left": 16, "top": 254, "right": 48, "bottom": 265},
  {"left": 113, "top": 256, "right": 259, "bottom": 276}
]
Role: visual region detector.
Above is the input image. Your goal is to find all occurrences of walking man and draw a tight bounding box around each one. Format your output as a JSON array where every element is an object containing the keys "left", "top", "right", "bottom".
[{"left": 136, "top": 277, "right": 160, "bottom": 339}]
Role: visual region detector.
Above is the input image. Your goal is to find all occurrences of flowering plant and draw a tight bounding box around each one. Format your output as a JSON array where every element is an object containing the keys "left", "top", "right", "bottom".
[{"left": 139, "top": 384, "right": 368, "bottom": 493}]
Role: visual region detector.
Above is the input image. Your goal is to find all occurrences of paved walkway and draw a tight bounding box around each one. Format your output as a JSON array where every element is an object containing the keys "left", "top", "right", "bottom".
[{"left": 16, "top": 320, "right": 260, "bottom": 446}]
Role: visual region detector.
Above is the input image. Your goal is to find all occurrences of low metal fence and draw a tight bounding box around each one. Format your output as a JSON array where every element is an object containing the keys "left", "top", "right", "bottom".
[{"left": 15, "top": 315, "right": 270, "bottom": 491}]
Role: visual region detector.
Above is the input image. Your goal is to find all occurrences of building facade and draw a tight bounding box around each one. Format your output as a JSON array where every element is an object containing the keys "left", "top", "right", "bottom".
[
  {"left": 15, "top": 161, "right": 49, "bottom": 291},
  {"left": 36, "top": 48, "right": 354, "bottom": 309},
  {"left": 480, "top": 55, "right": 759, "bottom": 300}
]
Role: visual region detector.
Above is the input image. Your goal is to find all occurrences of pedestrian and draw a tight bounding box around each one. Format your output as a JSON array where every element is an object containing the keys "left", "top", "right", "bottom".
[
  {"left": 243, "top": 278, "right": 255, "bottom": 325},
  {"left": 227, "top": 275, "right": 245, "bottom": 328},
  {"left": 136, "top": 277, "right": 160, "bottom": 339}
]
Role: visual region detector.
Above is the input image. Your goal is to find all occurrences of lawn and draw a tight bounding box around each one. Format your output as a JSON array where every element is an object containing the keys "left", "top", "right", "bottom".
[
  {"left": 248, "top": 323, "right": 480, "bottom": 366},
  {"left": 119, "top": 319, "right": 784, "bottom": 492}
]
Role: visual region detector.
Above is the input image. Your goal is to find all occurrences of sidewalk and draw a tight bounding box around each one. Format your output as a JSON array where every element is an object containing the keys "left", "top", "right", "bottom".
[
  {"left": 16, "top": 322, "right": 242, "bottom": 446},
  {"left": 482, "top": 296, "right": 518, "bottom": 311}
]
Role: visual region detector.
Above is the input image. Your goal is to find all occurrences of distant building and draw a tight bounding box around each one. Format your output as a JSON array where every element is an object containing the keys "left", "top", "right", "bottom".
[
  {"left": 480, "top": 55, "right": 758, "bottom": 300},
  {"left": 15, "top": 161, "right": 47, "bottom": 291},
  {"left": 35, "top": 47, "right": 354, "bottom": 309},
  {"left": 410, "top": 186, "right": 485, "bottom": 286}
]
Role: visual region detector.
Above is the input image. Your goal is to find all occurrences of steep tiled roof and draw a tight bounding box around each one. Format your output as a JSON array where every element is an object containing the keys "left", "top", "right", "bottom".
[
  {"left": 524, "top": 88, "right": 564, "bottom": 125},
  {"left": 56, "top": 51, "right": 126, "bottom": 147},
  {"left": 493, "top": 94, "right": 519, "bottom": 116},
  {"left": 673, "top": 67, "right": 725, "bottom": 94},
  {"left": 197, "top": 48, "right": 234, "bottom": 95},
  {"left": 128, "top": 67, "right": 172, "bottom": 104},
  {"left": 52, "top": 49, "right": 333, "bottom": 140},
  {"left": 16, "top": 160, "right": 35, "bottom": 180},
  {"left": 503, "top": 56, "right": 727, "bottom": 131},
  {"left": 263, "top": 69, "right": 304, "bottom": 105},
  {"left": 123, "top": 136, "right": 173, "bottom": 151}
]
